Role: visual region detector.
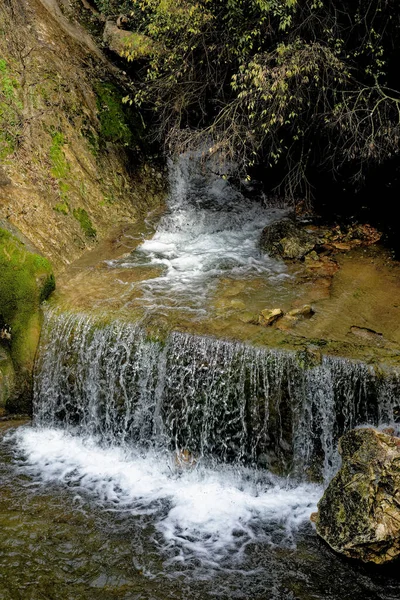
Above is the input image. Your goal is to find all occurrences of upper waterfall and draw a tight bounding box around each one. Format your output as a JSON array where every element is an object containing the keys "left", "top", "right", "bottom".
[{"left": 106, "top": 155, "right": 288, "bottom": 313}]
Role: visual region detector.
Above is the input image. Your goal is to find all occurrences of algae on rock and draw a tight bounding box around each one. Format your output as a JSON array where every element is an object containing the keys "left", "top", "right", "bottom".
[
  {"left": 0, "top": 227, "right": 55, "bottom": 412},
  {"left": 314, "top": 427, "right": 400, "bottom": 564}
]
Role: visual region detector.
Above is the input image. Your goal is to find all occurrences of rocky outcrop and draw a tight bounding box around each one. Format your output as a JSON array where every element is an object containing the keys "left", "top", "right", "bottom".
[
  {"left": 314, "top": 427, "right": 400, "bottom": 564},
  {"left": 0, "top": 0, "right": 165, "bottom": 271}
]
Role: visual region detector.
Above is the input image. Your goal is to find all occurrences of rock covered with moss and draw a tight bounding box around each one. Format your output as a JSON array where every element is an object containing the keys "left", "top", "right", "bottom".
[
  {"left": 314, "top": 427, "right": 400, "bottom": 564},
  {"left": 0, "top": 227, "right": 55, "bottom": 412}
]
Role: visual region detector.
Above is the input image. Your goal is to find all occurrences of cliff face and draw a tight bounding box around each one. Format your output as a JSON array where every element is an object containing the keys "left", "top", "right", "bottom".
[
  {"left": 0, "top": 0, "right": 164, "bottom": 270},
  {"left": 0, "top": 0, "right": 165, "bottom": 412}
]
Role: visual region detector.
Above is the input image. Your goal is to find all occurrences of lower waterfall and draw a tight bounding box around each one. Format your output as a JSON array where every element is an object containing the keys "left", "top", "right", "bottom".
[
  {"left": 9, "top": 310, "right": 400, "bottom": 568},
  {"left": 33, "top": 311, "right": 400, "bottom": 481}
]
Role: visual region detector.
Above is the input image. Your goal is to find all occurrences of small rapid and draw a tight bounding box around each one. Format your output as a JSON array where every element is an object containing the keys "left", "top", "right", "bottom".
[{"left": 106, "top": 156, "right": 288, "bottom": 312}]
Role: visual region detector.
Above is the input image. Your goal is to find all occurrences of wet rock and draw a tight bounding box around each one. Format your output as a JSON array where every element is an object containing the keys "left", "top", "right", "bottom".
[
  {"left": 0, "top": 166, "right": 11, "bottom": 186},
  {"left": 260, "top": 218, "right": 318, "bottom": 260},
  {"left": 350, "top": 326, "right": 384, "bottom": 346},
  {"left": 238, "top": 311, "right": 259, "bottom": 324},
  {"left": 288, "top": 305, "right": 315, "bottom": 319},
  {"left": 174, "top": 449, "right": 197, "bottom": 471},
  {"left": 230, "top": 299, "right": 246, "bottom": 310},
  {"left": 304, "top": 254, "right": 339, "bottom": 277},
  {"left": 314, "top": 427, "right": 400, "bottom": 564},
  {"left": 259, "top": 308, "right": 284, "bottom": 326}
]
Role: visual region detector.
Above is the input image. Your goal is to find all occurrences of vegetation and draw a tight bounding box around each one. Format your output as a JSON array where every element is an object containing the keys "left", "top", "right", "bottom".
[
  {"left": 73, "top": 207, "right": 97, "bottom": 238},
  {"left": 0, "top": 228, "right": 55, "bottom": 367},
  {"left": 49, "top": 131, "right": 70, "bottom": 179},
  {"left": 0, "top": 228, "right": 55, "bottom": 411},
  {"left": 94, "top": 0, "right": 400, "bottom": 204},
  {"left": 0, "top": 57, "right": 22, "bottom": 158},
  {"left": 95, "top": 82, "right": 134, "bottom": 146}
]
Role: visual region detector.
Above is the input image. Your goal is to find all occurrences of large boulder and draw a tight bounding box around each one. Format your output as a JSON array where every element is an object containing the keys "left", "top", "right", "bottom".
[
  {"left": 314, "top": 427, "right": 400, "bottom": 564},
  {"left": 260, "top": 218, "right": 318, "bottom": 260}
]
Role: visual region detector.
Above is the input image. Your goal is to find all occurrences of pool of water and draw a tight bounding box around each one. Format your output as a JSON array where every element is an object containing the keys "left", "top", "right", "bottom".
[{"left": 1, "top": 423, "right": 400, "bottom": 600}]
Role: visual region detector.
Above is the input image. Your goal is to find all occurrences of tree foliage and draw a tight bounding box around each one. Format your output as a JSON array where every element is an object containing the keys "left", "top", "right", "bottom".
[{"left": 98, "top": 0, "right": 400, "bottom": 201}]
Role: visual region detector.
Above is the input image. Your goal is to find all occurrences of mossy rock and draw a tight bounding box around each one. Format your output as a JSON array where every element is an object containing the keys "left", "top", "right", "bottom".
[
  {"left": 315, "top": 427, "right": 400, "bottom": 564},
  {"left": 73, "top": 208, "right": 97, "bottom": 238},
  {"left": 0, "top": 227, "right": 55, "bottom": 412},
  {"left": 0, "top": 346, "right": 15, "bottom": 409},
  {"left": 260, "top": 218, "right": 318, "bottom": 260}
]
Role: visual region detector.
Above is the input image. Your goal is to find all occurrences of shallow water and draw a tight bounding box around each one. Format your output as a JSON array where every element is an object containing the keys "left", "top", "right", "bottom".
[{"left": 1, "top": 424, "right": 400, "bottom": 600}]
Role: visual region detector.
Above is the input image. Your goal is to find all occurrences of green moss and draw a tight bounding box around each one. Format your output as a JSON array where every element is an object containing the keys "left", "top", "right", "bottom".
[
  {"left": 0, "top": 227, "right": 54, "bottom": 371},
  {"left": 73, "top": 208, "right": 97, "bottom": 238},
  {"left": 0, "top": 58, "right": 22, "bottom": 158},
  {"left": 54, "top": 201, "right": 69, "bottom": 215},
  {"left": 49, "top": 131, "right": 70, "bottom": 179},
  {"left": 40, "top": 274, "right": 56, "bottom": 302},
  {"left": 95, "top": 82, "right": 135, "bottom": 147},
  {"left": 0, "top": 346, "right": 15, "bottom": 409}
]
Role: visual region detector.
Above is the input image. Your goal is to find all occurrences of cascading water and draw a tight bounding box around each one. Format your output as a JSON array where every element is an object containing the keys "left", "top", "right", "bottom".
[
  {"left": 33, "top": 311, "right": 400, "bottom": 480},
  {"left": 10, "top": 309, "right": 399, "bottom": 568},
  {"left": 105, "top": 155, "right": 289, "bottom": 314},
  {"left": 5, "top": 156, "right": 400, "bottom": 596}
]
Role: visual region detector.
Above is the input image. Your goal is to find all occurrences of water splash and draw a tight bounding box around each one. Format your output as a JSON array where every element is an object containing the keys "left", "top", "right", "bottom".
[
  {"left": 106, "top": 156, "right": 289, "bottom": 312},
  {"left": 11, "top": 426, "right": 321, "bottom": 567}
]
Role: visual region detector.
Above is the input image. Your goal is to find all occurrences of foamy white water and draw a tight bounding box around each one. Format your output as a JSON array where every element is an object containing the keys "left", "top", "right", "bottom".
[
  {"left": 11, "top": 427, "right": 321, "bottom": 566},
  {"left": 107, "top": 156, "right": 289, "bottom": 311}
]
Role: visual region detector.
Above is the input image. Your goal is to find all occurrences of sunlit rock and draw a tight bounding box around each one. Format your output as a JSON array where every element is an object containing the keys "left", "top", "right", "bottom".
[
  {"left": 258, "top": 308, "right": 284, "bottom": 326},
  {"left": 314, "top": 427, "right": 400, "bottom": 564}
]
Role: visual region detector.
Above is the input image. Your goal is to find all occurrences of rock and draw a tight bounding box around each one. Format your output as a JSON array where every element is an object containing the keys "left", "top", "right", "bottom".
[
  {"left": 314, "top": 427, "right": 400, "bottom": 564},
  {"left": 175, "top": 449, "right": 197, "bottom": 471},
  {"left": 350, "top": 326, "right": 384, "bottom": 346},
  {"left": 238, "top": 311, "right": 259, "bottom": 324},
  {"left": 103, "top": 20, "right": 154, "bottom": 59},
  {"left": 230, "top": 299, "right": 246, "bottom": 310},
  {"left": 0, "top": 166, "right": 11, "bottom": 186},
  {"left": 260, "top": 218, "right": 318, "bottom": 260},
  {"left": 258, "top": 308, "right": 284, "bottom": 326},
  {"left": 288, "top": 305, "right": 315, "bottom": 319}
]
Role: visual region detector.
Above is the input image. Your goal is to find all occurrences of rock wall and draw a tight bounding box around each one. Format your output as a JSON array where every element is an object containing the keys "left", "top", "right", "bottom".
[
  {"left": 0, "top": 0, "right": 165, "bottom": 411},
  {"left": 0, "top": 0, "right": 165, "bottom": 271}
]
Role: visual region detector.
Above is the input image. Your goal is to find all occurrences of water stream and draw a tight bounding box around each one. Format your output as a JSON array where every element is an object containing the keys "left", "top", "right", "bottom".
[
  {"left": 2, "top": 158, "right": 400, "bottom": 598},
  {"left": 105, "top": 155, "right": 288, "bottom": 315}
]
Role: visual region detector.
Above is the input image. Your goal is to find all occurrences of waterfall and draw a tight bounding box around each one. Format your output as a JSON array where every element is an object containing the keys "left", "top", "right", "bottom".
[
  {"left": 106, "top": 155, "right": 289, "bottom": 314},
  {"left": 34, "top": 310, "right": 400, "bottom": 483}
]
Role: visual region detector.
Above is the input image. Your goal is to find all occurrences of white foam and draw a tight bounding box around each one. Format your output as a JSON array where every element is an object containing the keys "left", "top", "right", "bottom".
[
  {"left": 10, "top": 427, "right": 321, "bottom": 566},
  {"left": 108, "top": 156, "right": 289, "bottom": 310}
]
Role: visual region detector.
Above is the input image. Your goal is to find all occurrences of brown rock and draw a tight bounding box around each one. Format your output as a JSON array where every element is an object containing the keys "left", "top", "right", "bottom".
[
  {"left": 258, "top": 308, "right": 284, "bottom": 327},
  {"left": 288, "top": 305, "right": 315, "bottom": 319}
]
